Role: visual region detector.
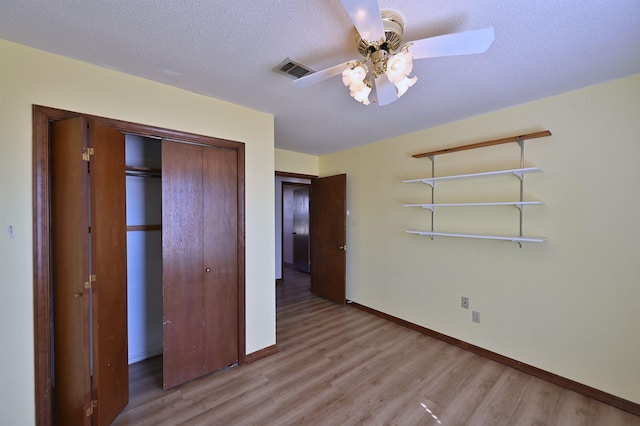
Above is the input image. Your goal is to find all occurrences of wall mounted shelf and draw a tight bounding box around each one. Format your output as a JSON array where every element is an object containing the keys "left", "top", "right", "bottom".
[
  {"left": 405, "top": 231, "right": 545, "bottom": 243},
  {"left": 411, "top": 130, "right": 552, "bottom": 158},
  {"left": 404, "top": 130, "right": 551, "bottom": 245},
  {"left": 404, "top": 201, "right": 542, "bottom": 211},
  {"left": 403, "top": 167, "right": 540, "bottom": 186}
]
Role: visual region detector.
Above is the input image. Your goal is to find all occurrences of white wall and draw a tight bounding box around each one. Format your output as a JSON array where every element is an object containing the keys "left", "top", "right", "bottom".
[
  {"left": 275, "top": 148, "right": 318, "bottom": 176},
  {"left": 320, "top": 74, "right": 640, "bottom": 404},
  {"left": 0, "top": 39, "right": 275, "bottom": 425}
]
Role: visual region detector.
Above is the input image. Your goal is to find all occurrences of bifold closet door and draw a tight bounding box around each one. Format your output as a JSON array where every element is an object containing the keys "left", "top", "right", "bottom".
[
  {"left": 162, "top": 141, "right": 238, "bottom": 389},
  {"left": 51, "top": 118, "right": 128, "bottom": 425},
  {"left": 89, "top": 121, "right": 129, "bottom": 425}
]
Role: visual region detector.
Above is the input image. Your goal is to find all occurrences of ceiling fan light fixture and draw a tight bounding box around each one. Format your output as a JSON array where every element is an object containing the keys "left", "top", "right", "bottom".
[
  {"left": 385, "top": 47, "right": 413, "bottom": 83},
  {"left": 342, "top": 43, "right": 417, "bottom": 104},
  {"left": 385, "top": 46, "right": 417, "bottom": 98},
  {"left": 292, "top": 3, "right": 494, "bottom": 106},
  {"left": 342, "top": 64, "right": 368, "bottom": 87},
  {"left": 394, "top": 75, "right": 418, "bottom": 98},
  {"left": 352, "top": 85, "right": 372, "bottom": 105},
  {"left": 342, "top": 64, "right": 372, "bottom": 105},
  {"left": 344, "top": 11, "right": 418, "bottom": 105}
]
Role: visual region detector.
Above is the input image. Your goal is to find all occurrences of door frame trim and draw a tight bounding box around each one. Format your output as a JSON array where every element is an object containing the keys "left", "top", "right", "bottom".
[{"left": 33, "top": 105, "right": 247, "bottom": 425}]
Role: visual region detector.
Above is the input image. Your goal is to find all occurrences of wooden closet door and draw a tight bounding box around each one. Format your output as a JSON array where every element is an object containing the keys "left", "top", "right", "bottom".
[
  {"left": 89, "top": 121, "right": 129, "bottom": 425},
  {"left": 202, "top": 146, "right": 238, "bottom": 370},
  {"left": 162, "top": 141, "right": 205, "bottom": 388},
  {"left": 51, "top": 118, "right": 128, "bottom": 425},
  {"left": 51, "top": 117, "right": 92, "bottom": 426},
  {"left": 162, "top": 141, "right": 239, "bottom": 389}
]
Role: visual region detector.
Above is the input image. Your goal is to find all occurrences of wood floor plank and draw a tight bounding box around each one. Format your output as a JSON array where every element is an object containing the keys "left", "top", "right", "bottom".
[
  {"left": 508, "top": 376, "right": 562, "bottom": 425},
  {"left": 466, "top": 368, "right": 532, "bottom": 424},
  {"left": 113, "top": 267, "right": 640, "bottom": 425}
]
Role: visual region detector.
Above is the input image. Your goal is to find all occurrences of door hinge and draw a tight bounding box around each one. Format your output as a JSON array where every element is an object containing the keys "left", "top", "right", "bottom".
[
  {"left": 82, "top": 147, "right": 95, "bottom": 161},
  {"left": 85, "top": 399, "right": 98, "bottom": 417},
  {"left": 84, "top": 274, "right": 96, "bottom": 289}
]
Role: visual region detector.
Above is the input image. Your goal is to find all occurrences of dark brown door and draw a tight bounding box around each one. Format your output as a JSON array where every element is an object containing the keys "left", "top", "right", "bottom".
[
  {"left": 202, "top": 146, "right": 238, "bottom": 370},
  {"left": 293, "top": 187, "right": 310, "bottom": 273},
  {"left": 89, "top": 121, "right": 129, "bottom": 425},
  {"left": 162, "top": 141, "right": 239, "bottom": 389},
  {"left": 310, "top": 174, "right": 347, "bottom": 304},
  {"left": 51, "top": 118, "right": 128, "bottom": 425},
  {"left": 51, "top": 117, "right": 92, "bottom": 426}
]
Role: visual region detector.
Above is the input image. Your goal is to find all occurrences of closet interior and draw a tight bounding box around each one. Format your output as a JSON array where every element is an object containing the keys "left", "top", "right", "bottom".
[{"left": 125, "top": 135, "right": 163, "bottom": 364}]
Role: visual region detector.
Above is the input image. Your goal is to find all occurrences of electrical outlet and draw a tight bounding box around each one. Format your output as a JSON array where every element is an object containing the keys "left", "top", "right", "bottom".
[
  {"left": 461, "top": 296, "right": 469, "bottom": 309},
  {"left": 472, "top": 311, "right": 481, "bottom": 323}
]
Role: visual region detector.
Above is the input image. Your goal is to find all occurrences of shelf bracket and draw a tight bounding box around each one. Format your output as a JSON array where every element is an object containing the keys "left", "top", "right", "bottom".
[
  {"left": 517, "top": 137, "right": 525, "bottom": 248},
  {"left": 511, "top": 170, "right": 526, "bottom": 181},
  {"left": 430, "top": 156, "right": 435, "bottom": 235}
]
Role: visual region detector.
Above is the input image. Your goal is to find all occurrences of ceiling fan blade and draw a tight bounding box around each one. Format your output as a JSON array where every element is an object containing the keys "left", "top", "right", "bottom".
[
  {"left": 409, "top": 27, "right": 495, "bottom": 60},
  {"left": 292, "top": 61, "right": 353, "bottom": 88},
  {"left": 374, "top": 74, "right": 397, "bottom": 106},
  {"left": 341, "top": 0, "right": 385, "bottom": 42}
]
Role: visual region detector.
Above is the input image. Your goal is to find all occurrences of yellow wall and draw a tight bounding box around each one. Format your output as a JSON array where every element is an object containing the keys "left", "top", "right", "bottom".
[
  {"left": 0, "top": 39, "right": 275, "bottom": 424},
  {"left": 275, "top": 148, "right": 319, "bottom": 176},
  {"left": 320, "top": 74, "right": 640, "bottom": 404}
]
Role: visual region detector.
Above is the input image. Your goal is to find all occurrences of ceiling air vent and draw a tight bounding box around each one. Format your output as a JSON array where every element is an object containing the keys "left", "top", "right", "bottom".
[{"left": 274, "top": 58, "right": 314, "bottom": 79}]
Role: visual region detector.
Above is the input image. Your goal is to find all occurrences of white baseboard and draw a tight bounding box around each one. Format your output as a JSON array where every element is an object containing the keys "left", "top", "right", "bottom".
[{"left": 128, "top": 346, "right": 163, "bottom": 364}]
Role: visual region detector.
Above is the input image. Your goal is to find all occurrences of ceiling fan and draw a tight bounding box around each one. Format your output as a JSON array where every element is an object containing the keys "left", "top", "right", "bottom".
[{"left": 293, "top": 0, "right": 495, "bottom": 106}]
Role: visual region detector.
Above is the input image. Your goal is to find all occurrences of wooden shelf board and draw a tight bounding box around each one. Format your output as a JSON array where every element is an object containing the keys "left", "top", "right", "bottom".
[{"left": 412, "top": 130, "right": 552, "bottom": 159}]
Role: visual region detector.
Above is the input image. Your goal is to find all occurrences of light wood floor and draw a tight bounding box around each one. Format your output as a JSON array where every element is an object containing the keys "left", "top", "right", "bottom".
[{"left": 113, "top": 267, "right": 640, "bottom": 425}]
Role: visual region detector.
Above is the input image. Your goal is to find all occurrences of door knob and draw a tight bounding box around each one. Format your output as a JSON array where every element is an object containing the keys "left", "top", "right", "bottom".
[
  {"left": 338, "top": 245, "right": 347, "bottom": 251},
  {"left": 205, "top": 267, "right": 211, "bottom": 273}
]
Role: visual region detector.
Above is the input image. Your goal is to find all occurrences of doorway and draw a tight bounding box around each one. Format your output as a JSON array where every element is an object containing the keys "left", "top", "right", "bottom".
[
  {"left": 282, "top": 182, "right": 311, "bottom": 274},
  {"left": 275, "top": 174, "right": 312, "bottom": 283},
  {"left": 33, "top": 105, "right": 246, "bottom": 424},
  {"left": 275, "top": 172, "right": 347, "bottom": 305}
]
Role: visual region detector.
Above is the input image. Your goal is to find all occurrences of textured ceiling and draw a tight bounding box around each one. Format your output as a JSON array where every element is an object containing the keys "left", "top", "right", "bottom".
[{"left": 1, "top": 0, "right": 639, "bottom": 155}]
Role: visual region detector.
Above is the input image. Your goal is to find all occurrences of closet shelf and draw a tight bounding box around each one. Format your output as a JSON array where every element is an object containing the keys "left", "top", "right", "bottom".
[
  {"left": 406, "top": 230, "right": 545, "bottom": 243},
  {"left": 403, "top": 167, "right": 540, "bottom": 187},
  {"left": 404, "top": 201, "right": 542, "bottom": 211}
]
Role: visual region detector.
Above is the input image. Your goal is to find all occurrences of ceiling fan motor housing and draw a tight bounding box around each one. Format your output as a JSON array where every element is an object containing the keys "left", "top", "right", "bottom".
[{"left": 356, "top": 10, "right": 404, "bottom": 57}]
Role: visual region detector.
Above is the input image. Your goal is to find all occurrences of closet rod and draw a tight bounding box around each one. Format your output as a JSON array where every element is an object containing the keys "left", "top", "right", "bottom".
[
  {"left": 127, "top": 224, "right": 161, "bottom": 232},
  {"left": 412, "top": 130, "right": 552, "bottom": 158},
  {"left": 125, "top": 166, "right": 162, "bottom": 178}
]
